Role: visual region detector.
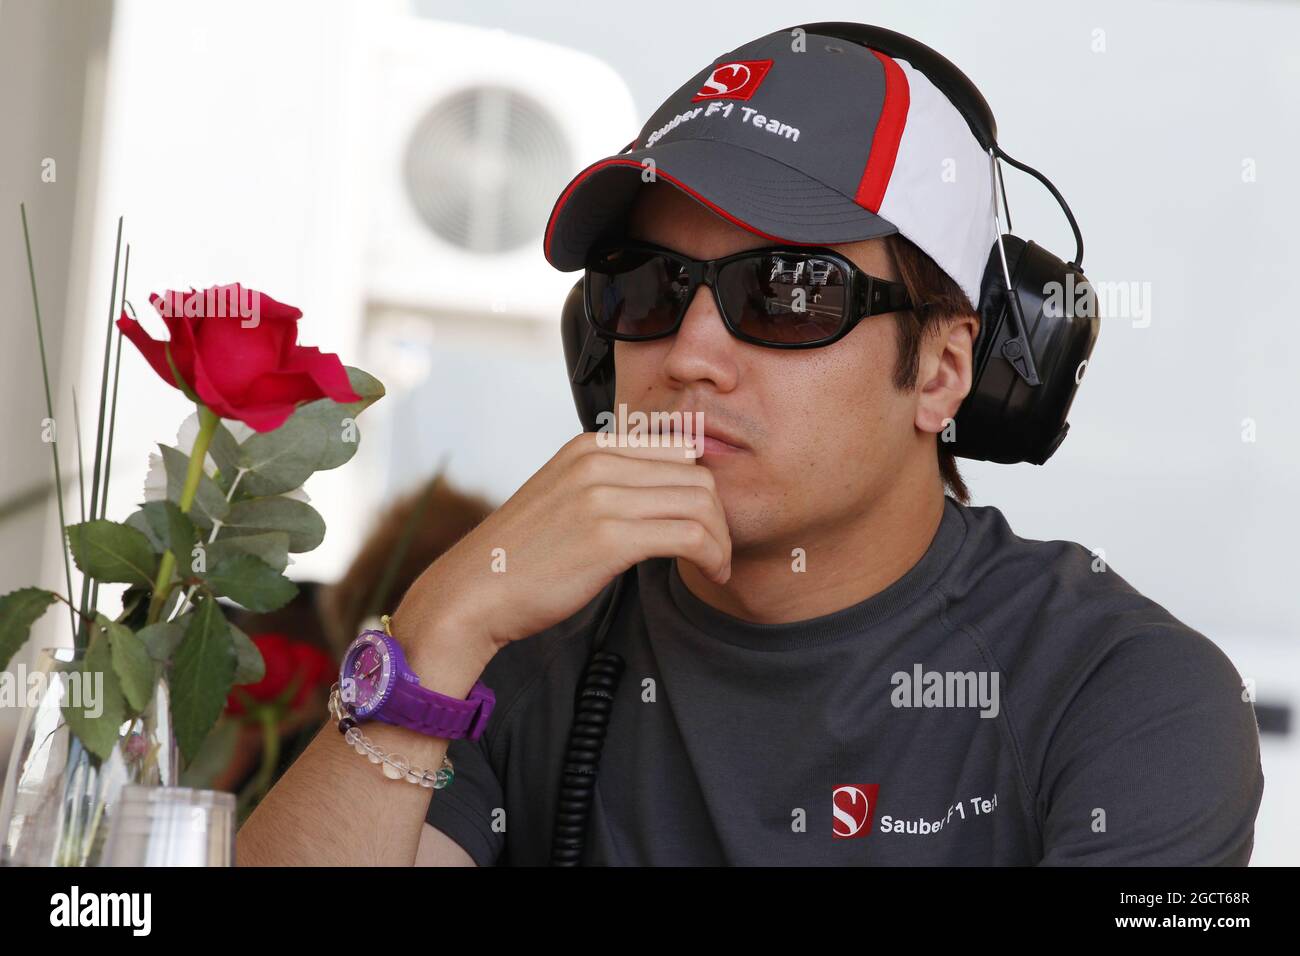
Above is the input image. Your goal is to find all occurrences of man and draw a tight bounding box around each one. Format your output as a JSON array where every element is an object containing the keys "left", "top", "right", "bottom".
[{"left": 237, "top": 26, "right": 1263, "bottom": 866}]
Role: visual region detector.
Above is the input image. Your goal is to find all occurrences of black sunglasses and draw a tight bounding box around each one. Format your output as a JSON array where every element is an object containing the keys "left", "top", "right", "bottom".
[{"left": 583, "top": 239, "right": 915, "bottom": 349}]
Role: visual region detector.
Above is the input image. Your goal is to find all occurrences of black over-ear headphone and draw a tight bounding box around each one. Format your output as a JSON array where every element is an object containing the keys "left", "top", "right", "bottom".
[
  {"left": 551, "top": 22, "right": 1102, "bottom": 867},
  {"left": 561, "top": 21, "right": 1101, "bottom": 466}
]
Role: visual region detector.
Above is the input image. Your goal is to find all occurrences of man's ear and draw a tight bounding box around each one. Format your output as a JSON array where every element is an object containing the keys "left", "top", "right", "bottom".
[{"left": 915, "top": 314, "right": 980, "bottom": 435}]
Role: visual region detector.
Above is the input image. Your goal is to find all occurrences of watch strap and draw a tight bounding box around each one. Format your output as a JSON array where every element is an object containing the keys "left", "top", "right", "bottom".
[{"left": 378, "top": 675, "right": 496, "bottom": 741}]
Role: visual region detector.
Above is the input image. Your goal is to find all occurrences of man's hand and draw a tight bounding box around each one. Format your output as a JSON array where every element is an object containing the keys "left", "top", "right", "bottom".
[{"left": 392, "top": 431, "right": 731, "bottom": 661}]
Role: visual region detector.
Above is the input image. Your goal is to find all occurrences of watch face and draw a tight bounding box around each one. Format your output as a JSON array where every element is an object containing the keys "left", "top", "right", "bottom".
[{"left": 340, "top": 633, "right": 393, "bottom": 718}]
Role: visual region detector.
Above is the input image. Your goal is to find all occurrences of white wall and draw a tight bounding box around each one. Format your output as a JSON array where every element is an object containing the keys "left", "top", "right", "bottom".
[{"left": 0, "top": 0, "right": 114, "bottom": 773}]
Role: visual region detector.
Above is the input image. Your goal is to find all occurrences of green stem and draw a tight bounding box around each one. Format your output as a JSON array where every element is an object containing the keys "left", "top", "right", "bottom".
[
  {"left": 20, "top": 203, "right": 79, "bottom": 644},
  {"left": 237, "top": 708, "right": 281, "bottom": 820},
  {"left": 76, "top": 215, "right": 125, "bottom": 648},
  {"left": 146, "top": 405, "right": 219, "bottom": 624}
]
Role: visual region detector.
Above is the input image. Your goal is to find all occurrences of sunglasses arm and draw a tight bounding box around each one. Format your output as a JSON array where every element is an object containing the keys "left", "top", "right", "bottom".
[{"left": 861, "top": 275, "right": 914, "bottom": 318}]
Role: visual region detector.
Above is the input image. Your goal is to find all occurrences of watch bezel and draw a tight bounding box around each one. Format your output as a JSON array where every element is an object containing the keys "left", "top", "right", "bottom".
[{"left": 340, "top": 629, "right": 401, "bottom": 719}]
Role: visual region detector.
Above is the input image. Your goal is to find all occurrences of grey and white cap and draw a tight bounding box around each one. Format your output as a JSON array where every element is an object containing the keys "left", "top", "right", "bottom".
[{"left": 542, "top": 27, "right": 996, "bottom": 310}]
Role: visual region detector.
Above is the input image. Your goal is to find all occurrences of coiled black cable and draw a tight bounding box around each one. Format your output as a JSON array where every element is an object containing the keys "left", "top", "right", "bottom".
[{"left": 549, "top": 569, "right": 633, "bottom": 865}]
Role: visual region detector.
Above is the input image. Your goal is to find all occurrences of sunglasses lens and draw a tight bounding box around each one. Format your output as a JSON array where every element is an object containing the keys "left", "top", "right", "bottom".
[
  {"left": 586, "top": 247, "right": 688, "bottom": 338},
  {"left": 717, "top": 253, "right": 849, "bottom": 344}
]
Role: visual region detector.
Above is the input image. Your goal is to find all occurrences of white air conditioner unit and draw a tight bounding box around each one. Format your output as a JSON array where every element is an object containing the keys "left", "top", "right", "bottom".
[{"left": 361, "top": 19, "right": 638, "bottom": 322}]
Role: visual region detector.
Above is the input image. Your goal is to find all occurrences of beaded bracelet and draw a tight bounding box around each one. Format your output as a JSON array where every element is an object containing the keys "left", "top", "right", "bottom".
[{"left": 327, "top": 683, "right": 455, "bottom": 789}]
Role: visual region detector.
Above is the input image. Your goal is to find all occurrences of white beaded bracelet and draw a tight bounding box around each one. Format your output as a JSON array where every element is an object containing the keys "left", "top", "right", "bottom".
[{"left": 328, "top": 683, "right": 455, "bottom": 789}]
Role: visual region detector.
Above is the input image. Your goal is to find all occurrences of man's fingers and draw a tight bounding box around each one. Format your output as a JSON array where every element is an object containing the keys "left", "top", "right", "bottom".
[
  {"left": 571, "top": 452, "right": 719, "bottom": 494},
  {"left": 597, "top": 517, "right": 731, "bottom": 585},
  {"left": 583, "top": 484, "right": 731, "bottom": 559}
]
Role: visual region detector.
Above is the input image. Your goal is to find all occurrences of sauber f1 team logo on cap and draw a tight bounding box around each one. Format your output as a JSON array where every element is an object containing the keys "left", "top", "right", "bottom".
[
  {"left": 691, "top": 59, "right": 774, "bottom": 102},
  {"left": 832, "top": 783, "right": 880, "bottom": 839}
]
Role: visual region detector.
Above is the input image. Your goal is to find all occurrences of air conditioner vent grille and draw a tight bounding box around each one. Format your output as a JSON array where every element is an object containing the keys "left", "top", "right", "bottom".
[{"left": 402, "top": 86, "right": 573, "bottom": 254}]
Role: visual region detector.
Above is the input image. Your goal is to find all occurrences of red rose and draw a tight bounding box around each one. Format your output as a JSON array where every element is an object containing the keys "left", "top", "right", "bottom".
[
  {"left": 287, "top": 642, "right": 336, "bottom": 710},
  {"left": 226, "top": 633, "right": 295, "bottom": 715},
  {"left": 116, "top": 282, "right": 360, "bottom": 432},
  {"left": 226, "top": 632, "right": 337, "bottom": 715}
]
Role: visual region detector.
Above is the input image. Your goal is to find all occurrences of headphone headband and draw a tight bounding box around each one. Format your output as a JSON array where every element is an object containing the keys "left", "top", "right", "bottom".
[{"left": 787, "top": 21, "right": 998, "bottom": 149}]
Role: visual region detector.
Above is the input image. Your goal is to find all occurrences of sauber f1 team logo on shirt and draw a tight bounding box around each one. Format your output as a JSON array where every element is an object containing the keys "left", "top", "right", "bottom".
[
  {"left": 832, "top": 784, "right": 880, "bottom": 839},
  {"left": 691, "top": 59, "right": 774, "bottom": 102}
]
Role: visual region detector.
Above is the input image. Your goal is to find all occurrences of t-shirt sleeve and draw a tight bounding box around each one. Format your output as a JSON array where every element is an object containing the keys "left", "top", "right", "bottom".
[
  {"left": 421, "top": 575, "right": 620, "bottom": 866},
  {"left": 422, "top": 641, "right": 529, "bottom": 866},
  {"left": 1035, "top": 624, "right": 1265, "bottom": 865},
  {"left": 423, "top": 729, "right": 506, "bottom": 866}
]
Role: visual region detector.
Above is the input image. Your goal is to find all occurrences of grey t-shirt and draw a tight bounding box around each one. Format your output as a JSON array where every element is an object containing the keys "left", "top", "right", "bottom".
[{"left": 424, "top": 496, "right": 1264, "bottom": 865}]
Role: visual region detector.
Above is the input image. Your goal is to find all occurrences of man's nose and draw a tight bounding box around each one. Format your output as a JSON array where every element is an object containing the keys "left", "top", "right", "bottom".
[{"left": 660, "top": 282, "right": 740, "bottom": 391}]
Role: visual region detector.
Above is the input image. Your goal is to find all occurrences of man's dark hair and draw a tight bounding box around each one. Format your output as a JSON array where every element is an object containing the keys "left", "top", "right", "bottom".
[{"left": 883, "top": 232, "right": 979, "bottom": 505}]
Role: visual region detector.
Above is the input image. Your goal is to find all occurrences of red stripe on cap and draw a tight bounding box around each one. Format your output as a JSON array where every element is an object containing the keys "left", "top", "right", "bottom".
[
  {"left": 853, "top": 50, "right": 909, "bottom": 213},
  {"left": 543, "top": 157, "right": 830, "bottom": 265}
]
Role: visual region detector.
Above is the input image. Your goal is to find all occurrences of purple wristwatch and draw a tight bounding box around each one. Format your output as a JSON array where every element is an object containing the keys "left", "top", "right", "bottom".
[{"left": 339, "top": 628, "right": 494, "bottom": 740}]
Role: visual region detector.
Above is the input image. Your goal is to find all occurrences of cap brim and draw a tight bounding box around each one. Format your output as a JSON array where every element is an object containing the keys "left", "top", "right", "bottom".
[{"left": 543, "top": 138, "right": 900, "bottom": 271}]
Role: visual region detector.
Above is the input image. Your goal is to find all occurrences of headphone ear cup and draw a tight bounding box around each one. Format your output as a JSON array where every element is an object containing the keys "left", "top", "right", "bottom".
[
  {"left": 560, "top": 278, "right": 616, "bottom": 432},
  {"left": 951, "top": 236, "right": 1100, "bottom": 465}
]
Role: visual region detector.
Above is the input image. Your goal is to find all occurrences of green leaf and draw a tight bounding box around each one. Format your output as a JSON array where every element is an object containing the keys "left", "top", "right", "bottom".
[
  {"left": 294, "top": 366, "right": 385, "bottom": 471},
  {"left": 345, "top": 366, "right": 385, "bottom": 409},
  {"left": 125, "top": 508, "right": 165, "bottom": 552},
  {"left": 66, "top": 519, "right": 157, "bottom": 587},
  {"left": 165, "top": 502, "right": 197, "bottom": 559},
  {"left": 61, "top": 626, "right": 127, "bottom": 761},
  {"left": 290, "top": 399, "right": 361, "bottom": 472},
  {"left": 172, "top": 596, "right": 236, "bottom": 763},
  {"left": 209, "top": 422, "right": 242, "bottom": 470},
  {"left": 178, "top": 716, "right": 241, "bottom": 790},
  {"left": 159, "top": 444, "right": 230, "bottom": 530},
  {"left": 137, "top": 618, "right": 187, "bottom": 661},
  {"left": 236, "top": 412, "right": 326, "bottom": 497},
  {"left": 229, "top": 623, "right": 266, "bottom": 685},
  {"left": 103, "top": 615, "right": 157, "bottom": 714},
  {"left": 0, "top": 587, "right": 58, "bottom": 671},
  {"left": 200, "top": 554, "right": 298, "bottom": 613},
  {"left": 206, "top": 531, "right": 290, "bottom": 573},
  {"left": 223, "top": 496, "right": 325, "bottom": 553},
  {"left": 207, "top": 422, "right": 243, "bottom": 494},
  {"left": 138, "top": 501, "right": 199, "bottom": 572}
]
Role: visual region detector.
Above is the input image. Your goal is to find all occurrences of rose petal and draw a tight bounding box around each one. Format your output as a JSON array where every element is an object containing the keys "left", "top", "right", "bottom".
[
  {"left": 152, "top": 291, "right": 203, "bottom": 390},
  {"left": 232, "top": 284, "right": 303, "bottom": 324},
  {"left": 240, "top": 369, "right": 327, "bottom": 407},
  {"left": 214, "top": 367, "right": 351, "bottom": 433},
  {"left": 193, "top": 311, "right": 296, "bottom": 401},
  {"left": 117, "top": 313, "right": 189, "bottom": 393},
  {"left": 194, "top": 377, "right": 298, "bottom": 432},
  {"left": 282, "top": 345, "right": 362, "bottom": 403},
  {"left": 186, "top": 348, "right": 245, "bottom": 423}
]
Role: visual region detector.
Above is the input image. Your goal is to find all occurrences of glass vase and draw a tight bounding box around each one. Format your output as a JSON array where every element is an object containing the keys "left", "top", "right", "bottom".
[{"left": 0, "top": 647, "right": 177, "bottom": 867}]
